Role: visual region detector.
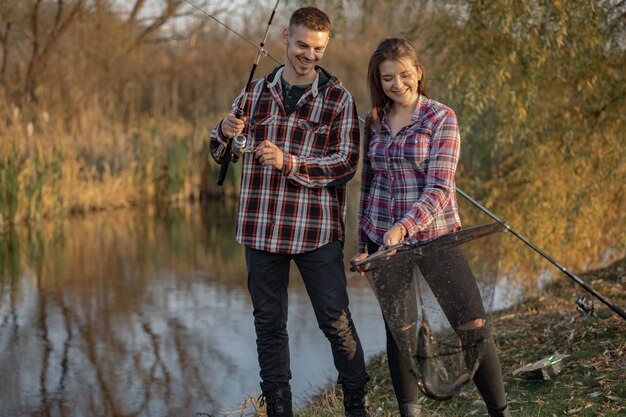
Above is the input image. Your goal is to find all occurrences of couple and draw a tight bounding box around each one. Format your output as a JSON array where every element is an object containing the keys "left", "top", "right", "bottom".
[{"left": 210, "top": 6, "right": 511, "bottom": 417}]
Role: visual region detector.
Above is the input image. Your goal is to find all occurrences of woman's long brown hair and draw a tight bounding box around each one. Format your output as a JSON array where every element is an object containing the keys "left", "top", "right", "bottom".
[{"left": 367, "top": 38, "right": 428, "bottom": 123}]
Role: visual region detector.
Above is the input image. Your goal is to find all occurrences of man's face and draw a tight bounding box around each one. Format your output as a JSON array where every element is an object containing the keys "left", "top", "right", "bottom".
[{"left": 283, "top": 24, "right": 329, "bottom": 79}]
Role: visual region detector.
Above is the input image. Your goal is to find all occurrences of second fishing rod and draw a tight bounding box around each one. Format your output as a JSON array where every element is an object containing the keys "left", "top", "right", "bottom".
[{"left": 216, "top": 0, "right": 281, "bottom": 186}]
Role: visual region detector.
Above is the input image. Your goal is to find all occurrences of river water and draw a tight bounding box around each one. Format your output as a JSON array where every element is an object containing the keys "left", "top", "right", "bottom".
[{"left": 0, "top": 201, "right": 518, "bottom": 417}]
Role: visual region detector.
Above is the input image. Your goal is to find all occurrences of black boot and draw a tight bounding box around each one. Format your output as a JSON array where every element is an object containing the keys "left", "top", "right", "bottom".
[
  {"left": 489, "top": 405, "right": 512, "bottom": 417},
  {"left": 399, "top": 403, "right": 421, "bottom": 417},
  {"left": 342, "top": 384, "right": 368, "bottom": 417},
  {"left": 259, "top": 383, "right": 293, "bottom": 417}
]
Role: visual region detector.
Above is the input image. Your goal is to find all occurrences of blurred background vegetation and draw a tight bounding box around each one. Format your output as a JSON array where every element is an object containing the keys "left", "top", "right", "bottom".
[{"left": 0, "top": 0, "right": 624, "bottom": 288}]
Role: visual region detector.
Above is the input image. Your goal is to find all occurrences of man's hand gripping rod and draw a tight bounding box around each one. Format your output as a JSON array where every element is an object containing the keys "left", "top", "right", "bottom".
[{"left": 217, "top": 0, "right": 280, "bottom": 186}]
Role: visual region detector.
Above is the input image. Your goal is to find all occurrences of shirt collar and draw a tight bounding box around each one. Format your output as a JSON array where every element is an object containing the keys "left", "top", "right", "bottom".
[
  {"left": 268, "top": 66, "right": 320, "bottom": 97},
  {"left": 381, "top": 94, "right": 426, "bottom": 124}
]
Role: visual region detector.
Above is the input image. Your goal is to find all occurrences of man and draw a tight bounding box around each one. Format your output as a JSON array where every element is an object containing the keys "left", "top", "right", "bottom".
[{"left": 209, "top": 6, "right": 369, "bottom": 417}]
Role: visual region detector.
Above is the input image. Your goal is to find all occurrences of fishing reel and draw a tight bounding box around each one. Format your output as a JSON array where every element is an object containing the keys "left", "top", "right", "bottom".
[
  {"left": 230, "top": 107, "right": 255, "bottom": 163},
  {"left": 231, "top": 133, "right": 255, "bottom": 162}
]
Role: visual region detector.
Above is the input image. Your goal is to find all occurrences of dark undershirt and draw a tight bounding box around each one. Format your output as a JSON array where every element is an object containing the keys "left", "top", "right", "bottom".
[{"left": 281, "top": 77, "right": 310, "bottom": 115}]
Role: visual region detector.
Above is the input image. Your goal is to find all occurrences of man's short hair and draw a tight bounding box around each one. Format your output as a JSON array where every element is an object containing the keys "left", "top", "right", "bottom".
[{"left": 289, "top": 6, "right": 331, "bottom": 32}]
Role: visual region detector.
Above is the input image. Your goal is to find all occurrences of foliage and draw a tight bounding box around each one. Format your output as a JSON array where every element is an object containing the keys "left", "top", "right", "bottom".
[{"left": 402, "top": 0, "right": 626, "bottom": 283}]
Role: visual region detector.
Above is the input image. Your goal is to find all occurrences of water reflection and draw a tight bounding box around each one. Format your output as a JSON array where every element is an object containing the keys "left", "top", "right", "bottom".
[
  {"left": 0, "top": 202, "right": 520, "bottom": 417},
  {"left": 0, "top": 203, "right": 385, "bottom": 417}
]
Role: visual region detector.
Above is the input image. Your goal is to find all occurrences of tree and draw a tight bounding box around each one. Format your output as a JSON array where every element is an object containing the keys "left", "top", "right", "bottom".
[{"left": 407, "top": 0, "right": 626, "bottom": 279}]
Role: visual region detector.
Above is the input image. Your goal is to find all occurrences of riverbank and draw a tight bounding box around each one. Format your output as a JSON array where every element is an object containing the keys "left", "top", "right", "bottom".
[{"left": 265, "top": 258, "right": 625, "bottom": 417}]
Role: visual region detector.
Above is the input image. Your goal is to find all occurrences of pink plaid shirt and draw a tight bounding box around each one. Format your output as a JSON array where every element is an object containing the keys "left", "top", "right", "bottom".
[{"left": 358, "top": 95, "right": 462, "bottom": 252}]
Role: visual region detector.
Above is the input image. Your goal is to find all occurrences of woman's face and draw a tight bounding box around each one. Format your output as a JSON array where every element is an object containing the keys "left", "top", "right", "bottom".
[{"left": 379, "top": 58, "right": 421, "bottom": 108}]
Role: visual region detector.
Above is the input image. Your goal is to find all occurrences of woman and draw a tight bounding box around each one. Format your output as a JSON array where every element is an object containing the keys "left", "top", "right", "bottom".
[{"left": 351, "top": 38, "right": 511, "bottom": 417}]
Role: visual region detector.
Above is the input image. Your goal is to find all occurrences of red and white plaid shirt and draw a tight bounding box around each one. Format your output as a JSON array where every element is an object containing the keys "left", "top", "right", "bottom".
[
  {"left": 358, "top": 95, "right": 462, "bottom": 252},
  {"left": 210, "top": 66, "right": 360, "bottom": 254}
]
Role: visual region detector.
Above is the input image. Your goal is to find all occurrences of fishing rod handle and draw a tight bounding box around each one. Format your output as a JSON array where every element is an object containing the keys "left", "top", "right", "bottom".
[
  {"left": 216, "top": 142, "right": 232, "bottom": 186},
  {"left": 216, "top": 110, "right": 246, "bottom": 186}
]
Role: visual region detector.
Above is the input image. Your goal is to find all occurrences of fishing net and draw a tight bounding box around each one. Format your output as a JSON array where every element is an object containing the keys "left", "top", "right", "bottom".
[{"left": 353, "top": 222, "right": 506, "bottom": 400}]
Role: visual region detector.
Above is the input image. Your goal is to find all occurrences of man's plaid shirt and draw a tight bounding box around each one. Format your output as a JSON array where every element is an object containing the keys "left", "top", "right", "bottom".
[
  {"left": 358, "top": 95, "right": 462, "bottom": 253},
  {"left": 210, "top": 66, "right": 360, "bottom": 254}
]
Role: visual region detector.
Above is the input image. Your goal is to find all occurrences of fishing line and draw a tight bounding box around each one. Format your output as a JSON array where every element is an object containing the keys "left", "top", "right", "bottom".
[
  {"left": 182, "top": 0, "right": 281, "bottom": 64},
  {"left": 185, "top": 0, "right": 280, "bottom": 185}
]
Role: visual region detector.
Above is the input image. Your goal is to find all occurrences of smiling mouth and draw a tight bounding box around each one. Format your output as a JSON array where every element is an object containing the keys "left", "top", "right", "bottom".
[{"left": 298, "top": 57, "right": 313, "bottom": 66}]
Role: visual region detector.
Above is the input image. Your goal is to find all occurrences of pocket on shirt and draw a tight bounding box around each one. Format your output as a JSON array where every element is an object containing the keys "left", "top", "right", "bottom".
[
  {"left": 402, "top": 128, "right": 432, "bottom": 168},
  {"left": 291, "top": 118, "right": 330, "bottom": 156},
  {"left": 367, "top": 137, "right": 389, "bottom": 171}
]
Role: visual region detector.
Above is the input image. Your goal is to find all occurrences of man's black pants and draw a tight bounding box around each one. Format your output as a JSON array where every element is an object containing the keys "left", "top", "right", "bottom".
[{"left": 245, "top": 241, "right": 369, "bottom": 390}]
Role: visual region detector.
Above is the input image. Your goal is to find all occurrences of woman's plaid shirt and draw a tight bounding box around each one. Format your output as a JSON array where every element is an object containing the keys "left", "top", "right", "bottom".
[
  {"left": 358, "top": 95, "right": 462, "bottom": 252},
  {"left": 210, "top": 66, "right": 360, "bottom": 254}
]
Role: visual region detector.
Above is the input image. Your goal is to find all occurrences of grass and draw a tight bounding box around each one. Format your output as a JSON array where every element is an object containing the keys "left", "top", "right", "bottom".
[
  {"left": 0, "top": 114, "right": 237, "bottom": 233},
  {"left": 240, "top": 257, "right": 626, "bottom": 417}
]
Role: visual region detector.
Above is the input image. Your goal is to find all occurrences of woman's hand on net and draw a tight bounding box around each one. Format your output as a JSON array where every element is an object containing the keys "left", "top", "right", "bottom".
[
  {"left": 382, "top": 224, "right": 405, "bottom": 256},
  {"left": 350, "top": 253, "right": 369, "bottom": 277}
]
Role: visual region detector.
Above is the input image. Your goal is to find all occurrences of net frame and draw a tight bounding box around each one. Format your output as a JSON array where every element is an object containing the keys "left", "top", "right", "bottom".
[{"left": 353, "top": 222, "right": 506, "bottom": 400}]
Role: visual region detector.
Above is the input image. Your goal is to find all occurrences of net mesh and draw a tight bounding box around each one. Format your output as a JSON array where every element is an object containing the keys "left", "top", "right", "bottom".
[{"left": 355, "top": 222, "right": 505, "bottom": 400}]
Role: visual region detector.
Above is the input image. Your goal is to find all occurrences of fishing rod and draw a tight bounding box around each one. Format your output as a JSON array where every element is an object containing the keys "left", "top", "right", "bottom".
[
  {"left": 217, "top": 0, "right": 279, "bottom": 185},
  {"left": 183, "top": 0, "right": 280, "bottom": 186},
  {"left": 190, "top": 3, "right": 625, "bottom": 321},
  {"left": 456, "top": 188, "right": 626, "bottom": 321}
]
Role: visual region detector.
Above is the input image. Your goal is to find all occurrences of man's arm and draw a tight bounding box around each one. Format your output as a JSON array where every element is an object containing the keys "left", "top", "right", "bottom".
[
  {"left": 281, "top": 93, "right": 360, "bottom": 188},
  {"left": 357, "top": 113, "right": 374, "bottom": 253}
]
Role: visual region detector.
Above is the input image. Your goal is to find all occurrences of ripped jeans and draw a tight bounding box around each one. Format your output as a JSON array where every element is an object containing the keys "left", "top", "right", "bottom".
[{"left": 245, "top": 241, "right": 369, "bottom": 390}]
